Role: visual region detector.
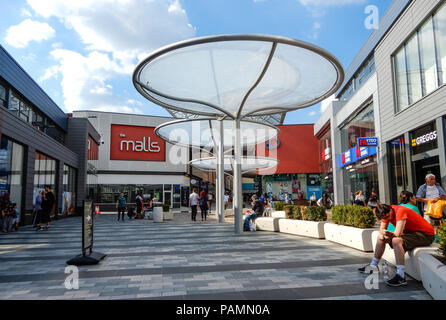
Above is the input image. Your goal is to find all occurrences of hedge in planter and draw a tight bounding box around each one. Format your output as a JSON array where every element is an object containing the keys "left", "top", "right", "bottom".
[
  {"left": 439, "top": 223, "right": 446, "bottom": 258},
  {"left": 290, "top": 206, "right": 326, "bottom": 222},
  {"left": 162, "top": 204, "right": 170, "bottom": 212},
  {"left": 284, "top": 205, "right": 294, "bottom": 219},
  {"left": 274, "top": 202, "right": 285, "bottom": 211},
  {"left": 331, "top": 205, "right": 375, "bottom": 229}
]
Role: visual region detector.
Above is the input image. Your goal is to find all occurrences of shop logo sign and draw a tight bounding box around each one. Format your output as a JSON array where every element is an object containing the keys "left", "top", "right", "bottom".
[
  {"left": 119, "top": 135, "right": 160, "bottom": 152},
  {"left": 110, "top": 124, "right": 165, "bottom": 161},
  {"left": 265, "top": 138, "right": 280, "bottom": 150},
  {"left": 412, "top": 131, "right": 437, "bottom": 147},
  {"left": 358, "top": 137, "right": 378, "bottom": 147}
]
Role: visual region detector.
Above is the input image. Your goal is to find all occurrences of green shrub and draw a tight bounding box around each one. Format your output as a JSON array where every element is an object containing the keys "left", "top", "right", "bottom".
[
  {"left": 293, "top": 206, "right": 303, "bottom": 220},
  {"left": 331, "top": 205, "right": 375, "bottom": 229},
  {"left": 304, "top": 206, "right": 327, "bottom": 222},
  {"left": 274, "top": 202, "right": 285, "bottom": 211},
  {"left": 162, "top": 203, "right": 170, "bottom": 212},
  {"left": 284, "top": 205, "right": 294, "bottom": 219},
  {"left": 438, "top": 224, "right": 446, "bottom": 258}
]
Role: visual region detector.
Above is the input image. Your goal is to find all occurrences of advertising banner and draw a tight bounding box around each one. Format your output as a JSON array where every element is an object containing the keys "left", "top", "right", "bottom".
[{"left": 83, "top": 201, "right": 93, "bottom": 252}]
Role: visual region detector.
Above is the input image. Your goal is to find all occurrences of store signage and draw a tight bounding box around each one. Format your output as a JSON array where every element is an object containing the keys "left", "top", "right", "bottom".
[
  {"left": 411, "top": 131, "right": 437, "bottom": 147},
  {"left": 357, "top": 137, "right": 378, "bottom": 147},
  {"left": 321, "top": 147, "right": 331, "bottom": 162},
  {"left": 341, "top": 150, "right": 352, "bottom": 165},
  {"left": 110, "top": 124, "right": 165, "bottom": 161},
  {"left": 339, "top": 146, "right": 377, "bottom": 168},
  {"left": 265, "top": 138, "right": 280, "bottom": 150}
]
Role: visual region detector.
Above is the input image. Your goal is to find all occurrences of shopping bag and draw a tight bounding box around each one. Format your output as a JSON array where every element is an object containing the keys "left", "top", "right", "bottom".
[{"left": 426, "top": 200, "right": 446, "bottom": 219}]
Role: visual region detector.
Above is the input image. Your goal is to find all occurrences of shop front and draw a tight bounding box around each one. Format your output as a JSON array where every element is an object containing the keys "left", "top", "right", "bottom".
[{"left": 388, "top": 120, "right": 444, "bottom": 204}]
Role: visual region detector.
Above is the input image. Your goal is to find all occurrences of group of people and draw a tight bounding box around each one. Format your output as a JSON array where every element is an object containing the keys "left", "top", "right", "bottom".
[
  {"left": 359, "top": 173, "right": 445, "bottom": 287},
  {"left": 116, "top": 192, "right": 157, "bottom": 221},
  {"left": 32, "top": 185, "right": 56, "bottom": 231},
  {"left": 0, "top": 196, "right": 19, "bottom": 233},
  {"left": 309, "top": 192, "right": 333, "bottom": 208},
  {"left": 353, "top": 189, "right": 379, "bottom": 209},
  {"left": 188, "top": 189, "right": 213, "bottom": 221}
]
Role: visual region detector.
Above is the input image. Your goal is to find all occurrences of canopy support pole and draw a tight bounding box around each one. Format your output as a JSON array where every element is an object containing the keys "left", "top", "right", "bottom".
[
  {"left": 233, "top": 119, "right": 243, "bottom": 234},
  {"left": 217, "top": 119, "right": 225, "bottom": 223}
]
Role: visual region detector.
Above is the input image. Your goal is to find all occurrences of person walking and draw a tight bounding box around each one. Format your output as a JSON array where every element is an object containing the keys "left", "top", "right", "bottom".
[
  {"left": 33, "top": 190, "right": 43, "bottom": 229},
  {"left": 199, "top": 190, "right": 209, "bottom": 221},
  {"left": 116, "top": 192, "right": 126, "bottom": 222},
  {"left": 189, "top": 189, "right": 199, "bottom": 221},
  {"left": 39, "top": 185, "right": 55, "bottom": 231},
  {"left": 135, "top": 193, "right": 143, "bottom": 220},
  {"left": 310, "top": 193, "right": 317, "bottom": 206},
  {"left": 1, "top": 200, "right": 14, "bottom": 233}
]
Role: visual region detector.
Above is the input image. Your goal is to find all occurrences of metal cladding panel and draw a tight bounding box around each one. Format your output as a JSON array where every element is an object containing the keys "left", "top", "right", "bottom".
[
  {"left": 0, "top": 45, "right": 68, "bottom": 131},
  {"left": 336, "top": 0, "right": 412, "bottom": 97}
]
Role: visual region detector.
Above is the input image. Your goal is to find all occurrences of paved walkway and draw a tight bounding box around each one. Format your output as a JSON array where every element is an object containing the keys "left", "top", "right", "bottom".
[{"left": 0, "top": 212, "right": 432, "bottom": 300}]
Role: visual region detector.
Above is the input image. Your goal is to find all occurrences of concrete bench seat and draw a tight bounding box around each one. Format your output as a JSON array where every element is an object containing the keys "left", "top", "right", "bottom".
[
  {"left": 371, "top": 231, "right": 439, "bottom": 281},
  {"left": 254, "top": 217, "right": 281, "bottom": 232}
]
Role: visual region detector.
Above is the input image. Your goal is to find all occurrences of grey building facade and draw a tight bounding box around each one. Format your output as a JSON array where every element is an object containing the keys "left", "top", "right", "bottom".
[
  {"left": 375, "top": 0, "right": 446, "bottom": 204},
  {"left": 0, "top": 44, "right": 100, "bottom": 225}
]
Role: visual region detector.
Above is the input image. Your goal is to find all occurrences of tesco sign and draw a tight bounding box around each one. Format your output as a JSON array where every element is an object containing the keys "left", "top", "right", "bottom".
[{"left": 110, "top": 124, "right": 165, "bottom": 161}]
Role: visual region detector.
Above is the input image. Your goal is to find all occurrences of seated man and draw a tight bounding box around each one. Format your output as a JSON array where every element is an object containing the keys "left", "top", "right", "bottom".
[{"left": 358, "top": 202, "right": 435, "bottom": 286}]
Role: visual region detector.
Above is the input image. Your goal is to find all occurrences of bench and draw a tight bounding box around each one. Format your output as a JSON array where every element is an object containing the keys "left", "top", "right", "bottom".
[{"left": 371, "top": 231, "right": 439, "bottom": 281}]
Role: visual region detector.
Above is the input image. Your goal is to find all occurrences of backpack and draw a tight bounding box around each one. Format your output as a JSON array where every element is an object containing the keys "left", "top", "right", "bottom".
[{"left": 200, "top": 197, "right": 207, "bottom": 207}]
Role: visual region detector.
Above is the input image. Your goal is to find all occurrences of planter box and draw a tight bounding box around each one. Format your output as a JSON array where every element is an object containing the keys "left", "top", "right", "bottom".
[
  {"left": 271, "top": 211, "right": 286, "bottom": 219},
  {"left": 371, "top": 231, "right": 439, "bottom": 281},
  {"left": 152, "top": 207, "right": 163, "bottom": 223},
  {"left": 419, "top": 253, "right": 446, "bottom": 300},
  {"left": 278, "top": 219, "right": 326, "bottom": 239},
  {"left": 324, "top": 223, "right": 376, "bottom": 252},
  {"left": 255, "top": 217, "right": 281, "bottom": 232},
  {"left": 163, "top": 210, "right": 173, "bottom": 221}
]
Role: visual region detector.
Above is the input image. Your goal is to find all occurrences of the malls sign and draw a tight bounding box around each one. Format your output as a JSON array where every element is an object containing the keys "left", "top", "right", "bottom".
[{"left": 110, "top": 124, "right": 165, "bottom": 161}]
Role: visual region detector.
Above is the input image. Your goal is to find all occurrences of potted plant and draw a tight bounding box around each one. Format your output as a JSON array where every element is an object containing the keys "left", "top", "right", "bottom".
[
  {"left": 162, "top": 203, "right": 173, "bottom": 221},
  {"left": 419, "top": 224, "right": 446, "bottom": 299},
  {"left": 323, "top": 205, "right": 377, "bottom": 252},
  {"left": 278, "top": 206, "right": 328, "bottom": 239}
]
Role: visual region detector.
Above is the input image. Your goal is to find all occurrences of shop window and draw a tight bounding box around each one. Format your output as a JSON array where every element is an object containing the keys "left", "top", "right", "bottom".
[
  {"left": 33, "top": 152, "right": 57, "bottom": 210},
  {"left": 0, "top": 136, "right": 24, "bottom": 219},
  {"left": 62, "top": 165, "right": 77, "bottom": 216},
  {"left": 389, "top": 136, "right": 409, "bottom": 204},
  {"left": 340, "top": 103, "right": 375, "bottom": 151},
  {"left": 419, "top": 18, "right": 438, "bottom": 95}
]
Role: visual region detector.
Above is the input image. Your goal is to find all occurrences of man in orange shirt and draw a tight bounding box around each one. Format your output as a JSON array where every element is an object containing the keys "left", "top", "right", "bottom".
[{"left": 358, "top": 202, "right": 435, "bottom": 286}]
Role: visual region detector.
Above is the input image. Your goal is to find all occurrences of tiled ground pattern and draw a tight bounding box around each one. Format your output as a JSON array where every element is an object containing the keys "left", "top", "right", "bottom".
[{"left": 0, "top": 212, "right": 432, "bottom": 300}]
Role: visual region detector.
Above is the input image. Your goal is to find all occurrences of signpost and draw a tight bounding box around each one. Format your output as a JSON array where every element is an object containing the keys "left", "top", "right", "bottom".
[{"left": 66, "top": 201, "right": 106, "bottom": 266}]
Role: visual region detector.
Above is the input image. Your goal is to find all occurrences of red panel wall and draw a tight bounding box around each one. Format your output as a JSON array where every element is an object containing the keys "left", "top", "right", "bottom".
[{"left": 257, "top": 124, "right": 320, "bottom": 175}]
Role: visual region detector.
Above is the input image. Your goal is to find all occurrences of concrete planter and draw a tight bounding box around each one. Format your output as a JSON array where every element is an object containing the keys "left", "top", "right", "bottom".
[
  {"left": 255, "top": 217, "right": 281, "bottom": 232},
  {"left": 278, "top": 219, "right": 326, "bottom": 239},
  {"left": 324, "top": 223, "right": 376, "bottom": 252},
  {"left": 152, "top": 207, "right": 163, "bottom": 223},
  {"left": 163, "top": 210, "right": 173, "bottom": 221},
  {"left": 419, "top": 253, "right": 446, "bottom": 300},
  {"left": 271, "top": 211, "right": 286, "bottom": 219},
  {"left": 371, "top": 231, "right": 439, "bottom": 281}
]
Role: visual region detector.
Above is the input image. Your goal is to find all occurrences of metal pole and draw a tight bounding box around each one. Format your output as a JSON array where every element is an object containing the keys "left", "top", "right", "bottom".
[
  {"left": 233, "top": 119, "right": 243, "bottom": 234},
  {"left": 218, "top": 119, "right": 225, "bottom": 223}
]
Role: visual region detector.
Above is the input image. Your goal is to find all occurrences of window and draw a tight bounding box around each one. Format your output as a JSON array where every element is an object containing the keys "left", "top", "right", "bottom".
[
  {"left": 34, "top": 152, "right": 57, "bottom": 209},
  {"left": 9, "top": 93, "right": 20, "bottom": 116},
  {"left": 405, "top": 34, "right": 422, "bottom": 104},
  {"left": 434, "top": 2, "right": 446, "bottom": 85},
  {"left": 62, "top": 165, "right": 77, "bottom": 216},
  {"left": 419, "top": 19, "right": 438, "bottom": 95},
  {"left": 394, "top": 3, "right": 446, "bottom": 111},
  {"left": 0, "top": 83, "right": 6, "bottom": 108},
  {"left": 340, "top": 103, "right": 375, "bottom": 151},
  {"left": 389, "top": 136, "right": 409, "bottom": 204}
]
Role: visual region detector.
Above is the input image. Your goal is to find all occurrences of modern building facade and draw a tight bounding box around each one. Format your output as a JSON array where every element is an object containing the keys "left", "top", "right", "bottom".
[
  {"left": 375, "top": 0, "right": 446, "bottom": 204},
  {"left": 316, "top": 0, "right": 446, "bottom": 206},
  {"left": 257, "top": 124, "right": 321, "bottom": 202},
  {"left": 314, "top": 0, "right": 412, "bottom": 205},
  {"left": 0, "top": 45, "right": 100, "bottom": 225},
  {"left": 72, "top": 111, "right": 200, "bottom": 210}
]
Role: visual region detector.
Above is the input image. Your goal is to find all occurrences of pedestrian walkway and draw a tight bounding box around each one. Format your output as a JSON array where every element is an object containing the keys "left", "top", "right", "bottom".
[{"left": 0, "top": 213, "right": 432, "bottom": 300}]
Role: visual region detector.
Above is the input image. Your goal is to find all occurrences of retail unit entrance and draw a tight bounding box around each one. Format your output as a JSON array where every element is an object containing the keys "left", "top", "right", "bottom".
[{"left": 413, "top": 156, "right": 442, "bottom": 189}]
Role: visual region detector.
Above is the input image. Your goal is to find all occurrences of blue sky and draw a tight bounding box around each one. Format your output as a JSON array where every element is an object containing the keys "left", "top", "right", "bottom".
[{"left": 0, "top": 0, "right": 391, "bottom": 124}]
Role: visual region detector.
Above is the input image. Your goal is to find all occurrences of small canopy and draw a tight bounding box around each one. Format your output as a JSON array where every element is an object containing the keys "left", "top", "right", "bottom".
[
  {"left": 134, "top": 34, "right": 344, "bottom": 120},
  {"left": 189, "top": 156, "right": 279, "bottom": 173},
  {"left": 155, "top": 118, "right": 279, "bottom": 148}
]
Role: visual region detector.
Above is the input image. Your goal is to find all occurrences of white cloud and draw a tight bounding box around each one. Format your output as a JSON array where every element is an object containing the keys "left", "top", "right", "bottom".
[
  {"left": 299, "top": 0, "right": 367, "bottom": 6},
  {"left": 26, "top": 0, "right": 195, "bottom": 112},
  {"left": 308, "top": 111, "right": 318, "bottom": 116},
  {"left": 320, "top": 94, "right": 336, "bottom": 113},
  {"left": 4, "top": 19, "right": 55, "bottom": 48}
]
